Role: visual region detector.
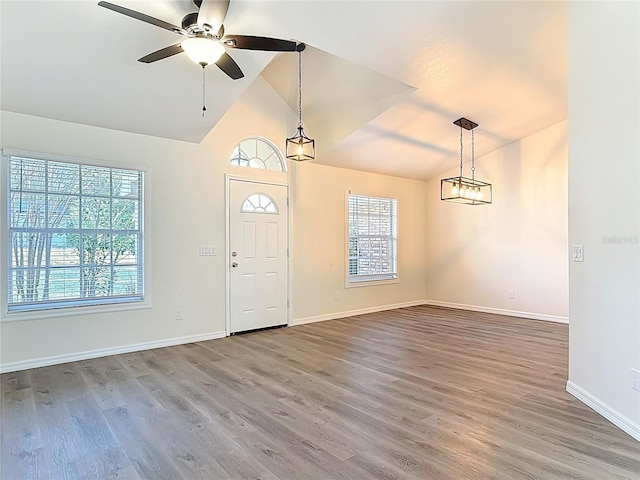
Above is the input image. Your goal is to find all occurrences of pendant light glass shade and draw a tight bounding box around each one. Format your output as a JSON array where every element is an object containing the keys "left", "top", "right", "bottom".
[
  {"left": 440, "top": 117, "right": 492, "bottom": 205},
  {"left": 286, "top": 46, "right": 315, "bottom": 161},
  {"left": 286, "top": 126, "right": 315, "bottom": 161}
]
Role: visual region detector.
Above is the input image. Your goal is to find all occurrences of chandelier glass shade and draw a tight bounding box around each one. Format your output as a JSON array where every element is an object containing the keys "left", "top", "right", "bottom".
[{"left": 440, "top": 176, "right": 492, "bottom": 204}]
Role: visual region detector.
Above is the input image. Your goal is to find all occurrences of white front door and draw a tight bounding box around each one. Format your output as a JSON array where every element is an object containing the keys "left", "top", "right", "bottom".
[{"left": 228, "top": 179, "right": 288, "bottom": 334}]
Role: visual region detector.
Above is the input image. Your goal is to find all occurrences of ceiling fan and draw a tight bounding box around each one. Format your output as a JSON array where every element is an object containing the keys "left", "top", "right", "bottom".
[{"left": 98, "top": 0, "right": 305, "bottom": 80}]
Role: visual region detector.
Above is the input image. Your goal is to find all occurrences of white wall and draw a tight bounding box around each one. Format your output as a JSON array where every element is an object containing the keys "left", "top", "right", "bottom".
[
  {"left": 424, "top": 121, "right": 568, "bottom": 322},
  {"left": 567, "top": 1, "right": 640, "bottom": 440},
  {"left": 0, "top": 75, "right": 428, "bottom": 370},
  {"left": 291, "top": 162, "right": 428, "bottom": 323}
]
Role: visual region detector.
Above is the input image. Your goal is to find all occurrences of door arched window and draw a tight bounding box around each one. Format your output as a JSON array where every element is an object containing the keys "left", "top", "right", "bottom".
[
  {"left": 230, "top": 137, "right": 287, "bottom": 172},
  {"left": 241, "top": 193, "right": 279, "bottom": 214}
]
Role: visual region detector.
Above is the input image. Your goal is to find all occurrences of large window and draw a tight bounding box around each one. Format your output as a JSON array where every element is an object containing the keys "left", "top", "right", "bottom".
[
  {"left": 6, "top": 155, "right": 144, "bottom": 312},
  {"left": 348, "top": 194, "right": 398, "bottom": 284}
]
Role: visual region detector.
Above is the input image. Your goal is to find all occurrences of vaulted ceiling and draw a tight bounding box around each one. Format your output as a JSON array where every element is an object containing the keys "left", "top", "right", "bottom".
[{"left": 0, "top": 1, "right": 567, "bottom": 181}]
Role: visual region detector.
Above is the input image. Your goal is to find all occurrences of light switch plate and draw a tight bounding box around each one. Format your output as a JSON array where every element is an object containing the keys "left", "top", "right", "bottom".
[
  {"left": 572, "top": 245, "right": 584, "bottom": 262},
  {"left": 200, "top": 245, "right": 216, "bottom": 256}
]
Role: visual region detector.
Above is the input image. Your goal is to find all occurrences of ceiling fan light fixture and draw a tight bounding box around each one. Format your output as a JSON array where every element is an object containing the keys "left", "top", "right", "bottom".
[{"left": 182, "top": 36, "right": 224, "bottom": 66}]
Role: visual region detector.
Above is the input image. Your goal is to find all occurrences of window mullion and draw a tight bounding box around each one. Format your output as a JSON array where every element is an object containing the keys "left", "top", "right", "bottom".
[
  {"left": 79, "top": 166, "right": 85, "bottom": 299},
  {"left": 109, "top": 169, "right": 114, "bottom": 297},
  {"left": 7, "top": 163, "right": 13, "bottom": 302},
  {"left": 44, "top": 160, "right": 50, "bottom": 301}
]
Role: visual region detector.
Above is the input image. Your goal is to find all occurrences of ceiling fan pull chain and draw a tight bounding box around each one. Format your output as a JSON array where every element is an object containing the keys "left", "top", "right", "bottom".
[{"left": 202, "top": 65, "right": 207, "bottom": 118}]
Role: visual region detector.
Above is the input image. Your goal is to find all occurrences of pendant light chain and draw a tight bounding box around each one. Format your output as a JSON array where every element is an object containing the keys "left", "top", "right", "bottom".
[
  {"left": 202, "top": 65, "right": 207, "bottom": 118},
  {"left": 285, "top": 43, "right": 315, "bottom": 161},
  {"left": 297, "top": 50, "right": 303, "bottom": 128}
]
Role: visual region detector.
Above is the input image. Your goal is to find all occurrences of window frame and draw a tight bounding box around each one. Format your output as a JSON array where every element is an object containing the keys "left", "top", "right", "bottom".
[
  {"left": 229, "top": 136, "right": 288, "bottom": 173},
  {"left": 1, "top": 148, "right": 152, "bottom": 321},
  {"left": 345, "top": 191, "right": 399, "bottom": 288}
]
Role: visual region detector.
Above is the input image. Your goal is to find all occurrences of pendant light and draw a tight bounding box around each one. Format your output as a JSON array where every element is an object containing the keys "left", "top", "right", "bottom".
[
  {"left": 286, "top": 44, "right": 315, "bottom": 161},
  {"left": 441, "top": 117, "right": 492, "bottom": 205}
]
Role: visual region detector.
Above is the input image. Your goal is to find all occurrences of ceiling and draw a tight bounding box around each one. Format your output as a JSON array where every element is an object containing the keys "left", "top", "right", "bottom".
[{"left": 0, "top": 1, "right": 567, "bottom": 181}]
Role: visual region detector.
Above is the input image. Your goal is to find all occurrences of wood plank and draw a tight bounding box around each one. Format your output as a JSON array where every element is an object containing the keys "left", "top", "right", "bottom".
[
  {"left": 65, "top": 395, "right": 139, "bottom": 479},
  {"left": 1, "top": 388, "right": 47, "bottom": 480}
]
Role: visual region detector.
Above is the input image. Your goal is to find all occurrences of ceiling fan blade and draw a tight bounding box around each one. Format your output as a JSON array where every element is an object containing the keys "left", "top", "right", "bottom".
[
  {"left": 222, "top": 35, "right": 299, "bottom": 52},
  {"left": 197, "top": 0, "right": 230, "bottom": 33},
  {"left": 215, "top": 52, "right": 244, "bottom": 80},
  {"left": 138, "top": 44, "right": 184, "bottom": 64},
  {"left": 98, "top": 1, "right": 186, "bottom": 35}
]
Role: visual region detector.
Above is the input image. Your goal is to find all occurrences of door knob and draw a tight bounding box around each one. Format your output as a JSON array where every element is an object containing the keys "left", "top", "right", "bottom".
[{"left": 232, "top": 262, "right": 238, "bottom": 268}]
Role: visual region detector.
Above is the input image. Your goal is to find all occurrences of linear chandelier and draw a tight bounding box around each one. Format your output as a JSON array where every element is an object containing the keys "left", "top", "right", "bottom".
[{"left": 441, "top": 117, "right": 492, "bottom": 205}]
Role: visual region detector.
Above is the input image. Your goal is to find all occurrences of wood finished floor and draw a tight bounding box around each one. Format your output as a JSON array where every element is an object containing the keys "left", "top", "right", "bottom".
[{"left": 2, "top": 305, "right": 639, "bottom": 480}]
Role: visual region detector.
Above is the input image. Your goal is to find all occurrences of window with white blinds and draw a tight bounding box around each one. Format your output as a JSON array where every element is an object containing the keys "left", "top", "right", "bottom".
[
  {"left": 348, "top": 194, "right": 398, "bottom": 284},
  {"left": 6, "top": 155, "right": 144, "bottom": 312}
]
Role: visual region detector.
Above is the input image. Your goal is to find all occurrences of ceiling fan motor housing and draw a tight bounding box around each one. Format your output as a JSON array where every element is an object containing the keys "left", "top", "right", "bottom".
[
  {"left": 181, "top": 11, "right": 224, "bottom": 38},
  {"left": 181, "top": 12, "right": 199, "bottom": 31}
]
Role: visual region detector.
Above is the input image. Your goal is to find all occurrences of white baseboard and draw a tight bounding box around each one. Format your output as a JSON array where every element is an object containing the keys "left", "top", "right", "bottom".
[
  {"left": 424, "top": 299, "right": 569, "bottom": 324},
  {"left": 566, "top": 381, "right": 640, "bottom": 442},
  {"left": 0, "top": 331, "right": 226, "bottom": 374},
  {"left": 291, "top": 300, "right": 426, "bottom": 326}
]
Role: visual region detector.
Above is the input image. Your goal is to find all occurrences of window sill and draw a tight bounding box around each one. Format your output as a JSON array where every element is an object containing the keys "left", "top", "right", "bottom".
[
  {"left": 1, "top": 300, "right": 152, "bottom": 323},
  {"left": 346, "top": 278, "right": 399, "bottom": 289}
]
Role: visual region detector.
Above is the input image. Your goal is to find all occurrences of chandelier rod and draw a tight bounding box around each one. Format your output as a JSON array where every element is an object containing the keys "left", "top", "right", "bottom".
[
  {"left": 297, "top": 49, "right": 302, "bottom": 128},
  {"left": 459, "top": 125, "right": 464, "bottom": 178}
]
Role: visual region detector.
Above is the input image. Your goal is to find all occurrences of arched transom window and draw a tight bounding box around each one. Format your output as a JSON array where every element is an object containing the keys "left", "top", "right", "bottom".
[
  {"left": 230, "top": 137, "right": 287, "bottom": 172},
  {"left": 241, "top": 193, "right": 279, "bottom": 214}
]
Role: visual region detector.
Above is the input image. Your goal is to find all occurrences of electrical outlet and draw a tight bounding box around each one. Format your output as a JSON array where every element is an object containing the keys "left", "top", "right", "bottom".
[
  {"left": 333, "top": 291, "right": 340, "bottom": 301},
  {"left": 632, "top": 368, "right": 640, "bottom": 392},
  {"left": 508, "top": 289, "right": 515, "bottom": 300},
  {"left": 176, "top": 308, "right": 184, "bottom": 321}
]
